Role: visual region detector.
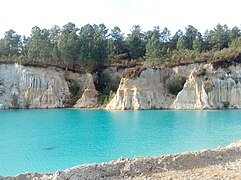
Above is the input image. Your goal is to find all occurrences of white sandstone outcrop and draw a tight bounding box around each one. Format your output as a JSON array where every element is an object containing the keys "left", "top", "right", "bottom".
[
  {"left": 0, "top": 63, "right": 98, "bottom": 109},
  {"left": 106, "top": 69, "right": 168, "bottom": 110},
  {"left": 74, "top": 73, "right": 99, "bottom": 108},
  {"left": 106, "top": 64, "right": 198, "bottom": 110},
  {"left": 2, "top": 62, "right": 241, "bottom": 110},
  {"left": 173, "top": 64, "right": 241, "bottom": 109},
  {"left": 106, "top": 63, "right": 241, "bottom": 110}
]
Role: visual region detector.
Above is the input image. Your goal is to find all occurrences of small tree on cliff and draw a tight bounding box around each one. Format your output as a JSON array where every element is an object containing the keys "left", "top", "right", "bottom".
[{"left": 145, "top": 27, "right": 162, "bottom": 61}]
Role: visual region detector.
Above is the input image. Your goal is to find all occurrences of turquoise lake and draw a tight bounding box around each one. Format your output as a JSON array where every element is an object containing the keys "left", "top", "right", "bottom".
[{"left": 1, "top": 109, "right": 241, "bottom": 176}]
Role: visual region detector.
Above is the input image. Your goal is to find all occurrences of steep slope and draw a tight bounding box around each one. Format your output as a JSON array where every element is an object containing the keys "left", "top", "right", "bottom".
[
  {"left": 173, "top": 64, "right": 241, "bottom": 109},
  {"left": 0, "top": 63, "right": 98, "bottom": 109},
  {"left": 73, "top": 73, "right": 99, "bottom": 108},
  {"left": 106, "top": 64, "right": 197, "bottom": 110},
  {"left": 107, "top": 63, "right": 241, "bottom": 110}
]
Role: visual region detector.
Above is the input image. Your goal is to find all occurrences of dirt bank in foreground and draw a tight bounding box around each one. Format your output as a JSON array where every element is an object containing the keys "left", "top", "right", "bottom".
[{"left": 1, "top": 140, "right": 241, "bottom": 180}]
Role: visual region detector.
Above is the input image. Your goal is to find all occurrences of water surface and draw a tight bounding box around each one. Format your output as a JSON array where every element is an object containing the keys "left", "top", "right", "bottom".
[{"left": 0, "top": 109, "right": 241, "bottom": 176}]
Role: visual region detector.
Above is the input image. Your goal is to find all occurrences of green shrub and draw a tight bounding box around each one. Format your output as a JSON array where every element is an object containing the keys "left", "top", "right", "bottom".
[
  {"left": 96, "top": 72, "right": 120, "bottom": 93},
  {"left": 98, "top": 89, "right": 115, "bottom": 105},
  {"left": 65, "top": 80, "right": 82, "bottom": 107},
  {"left": 69, "top": 80, "right": 80, "bottom": 96},
  {"left": 24, "top": 99, "right": 31, "bottom": 109},
  {"left": 11, "top": 94, "right": 19, "bottom": 108},
  {"left": 204, "top": 80, "right": 213, "bottom": 93},
  {"left": 64, "top": 68, "right": 69, "bottom": 78},
  {"left": 222, "top": 101, "right": 230, "bottom": 109},
  {"left": 196, "top": 67, "right": 206, "bottom": 76},
  {"left": 224, "top": 67, "right": 231, "bottom": 74},
  {"left": 167, "top": 77, "right": 186, "bottom": 95}
]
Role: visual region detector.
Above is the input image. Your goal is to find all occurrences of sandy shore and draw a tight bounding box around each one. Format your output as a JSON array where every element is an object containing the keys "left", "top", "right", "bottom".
[{"left": 1, "top": 140, "right": 241, "bottom": 180}]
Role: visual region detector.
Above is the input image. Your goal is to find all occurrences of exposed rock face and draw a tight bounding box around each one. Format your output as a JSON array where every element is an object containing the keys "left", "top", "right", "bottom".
[
  {"left": 2, "top": 62, "right": 241, "bottom": 110},
  {"left": 106, "top": 69, "right": 167, "bottom": 110},
  {"left": 0, "top": 63, "right": 98, "bottom": 109},
  {"left": 74, "top": 74, "right": 99, "bottom": 108},
  {"left": 173, "top": 64, "right": 241, "bottom": 109},
  {"left": 106, "top": 63, "right": 241, "bottom": 110},
  {"left": 106, "top": 64, "right": 198, "bottom": 110}
]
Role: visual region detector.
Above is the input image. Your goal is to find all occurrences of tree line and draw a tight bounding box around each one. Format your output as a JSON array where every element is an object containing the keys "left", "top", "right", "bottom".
[{"left": 0, "top": 23, "right": 241, "bottom": 70}]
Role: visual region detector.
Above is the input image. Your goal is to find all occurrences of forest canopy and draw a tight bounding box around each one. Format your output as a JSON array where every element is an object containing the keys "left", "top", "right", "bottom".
[{"left": 1, "top": 23, "right": 241, "bottom": 71}]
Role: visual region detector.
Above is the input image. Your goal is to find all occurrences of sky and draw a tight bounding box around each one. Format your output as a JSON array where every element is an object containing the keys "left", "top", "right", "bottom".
[{"left": 0, "top": 0, "right": 241, "bottom": 37}]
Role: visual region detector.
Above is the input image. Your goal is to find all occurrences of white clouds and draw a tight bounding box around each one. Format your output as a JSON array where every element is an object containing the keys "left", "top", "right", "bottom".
[{"left": 0, "top": 0, "right": 240, "bottom": 37}]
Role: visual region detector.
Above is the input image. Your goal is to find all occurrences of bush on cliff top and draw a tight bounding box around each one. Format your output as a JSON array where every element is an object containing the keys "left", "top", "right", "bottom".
[{"left": 122, "top": 66, "right": 146, "bottom": 79}]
